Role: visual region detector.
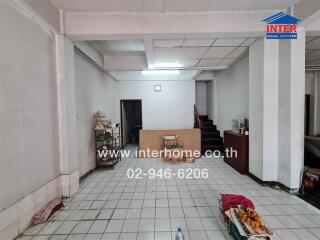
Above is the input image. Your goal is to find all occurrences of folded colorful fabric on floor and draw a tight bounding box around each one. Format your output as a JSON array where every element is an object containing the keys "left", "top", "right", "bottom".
[{"left": 221, "top": 194, "right": 255, "bottom": 211}]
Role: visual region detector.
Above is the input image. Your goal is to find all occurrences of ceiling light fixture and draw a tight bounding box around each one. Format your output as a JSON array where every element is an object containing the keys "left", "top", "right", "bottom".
[{"left": 141, "top": 70, "right": 180, "bottom": 75}]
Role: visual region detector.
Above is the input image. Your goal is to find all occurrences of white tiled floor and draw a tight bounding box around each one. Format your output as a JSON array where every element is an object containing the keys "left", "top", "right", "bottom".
[{"left": 18, "top": 156, "right": 320, "bottom": 240}]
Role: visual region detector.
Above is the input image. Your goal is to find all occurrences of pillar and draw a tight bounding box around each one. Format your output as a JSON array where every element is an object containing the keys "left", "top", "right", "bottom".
[{"left": 55, "top": 35, "right": 79, "bottom": 197}]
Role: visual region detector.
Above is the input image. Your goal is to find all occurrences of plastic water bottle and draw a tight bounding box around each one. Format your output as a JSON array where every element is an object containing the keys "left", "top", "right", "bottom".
[{"left": 175, "top": 227, "right": 185, "bottom": 240}]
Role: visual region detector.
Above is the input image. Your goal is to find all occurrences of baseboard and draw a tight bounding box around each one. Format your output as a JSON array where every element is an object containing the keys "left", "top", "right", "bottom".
[
  {"left": 0, "top": 176, "right": 62, "bottom": 240},
  {"left": 248, "top": 172, "right": 299, "bottom": 194}
]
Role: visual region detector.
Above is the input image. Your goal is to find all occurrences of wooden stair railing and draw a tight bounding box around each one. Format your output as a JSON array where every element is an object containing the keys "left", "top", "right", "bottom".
[{"left": 194, "top": 104, "right": 202, "bottom": 128}]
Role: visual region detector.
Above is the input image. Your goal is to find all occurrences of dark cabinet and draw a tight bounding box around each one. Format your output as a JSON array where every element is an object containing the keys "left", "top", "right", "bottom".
[{"left": 224, "top": 130, "right": 249, "bottom": 174}]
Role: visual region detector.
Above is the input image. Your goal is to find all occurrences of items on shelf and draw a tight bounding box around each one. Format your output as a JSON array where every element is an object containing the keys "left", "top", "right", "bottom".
[
  {"left": 94, "top": 111, "right": 121, "bottom": 168},
  {"left": 94, "top": 111, "right": 119, "bottom": 129}
]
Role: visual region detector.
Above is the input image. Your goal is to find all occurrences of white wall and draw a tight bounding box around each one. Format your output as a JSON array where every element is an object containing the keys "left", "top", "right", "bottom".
[
  {"left": 0, "top": 0, "right": 60, "bottom": 211},
  {"left": 214, "top": 57, "right": 249, "bottom": 135},
  {"left": 75, "top": 50, "right": 117, "bottom": 177},
  {"left": 116, "top": 81, "right": 195, "bottom": 130},
  {"left": 0, "top": 1, "right": 61, "bottom": 238},
  {"left": 196, "top": 81, "right": 207, "bottom": 116}
]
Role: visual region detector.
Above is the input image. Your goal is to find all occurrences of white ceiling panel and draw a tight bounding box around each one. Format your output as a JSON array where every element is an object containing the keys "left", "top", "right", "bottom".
[
  {"left": 178, "top": 59, "right": 199, "bottom": 67},
  {"left": 98, "top": 0, "right": 143, "bottom": 12},
  {"left": 164, "top": 0, "right": 187, "bottom": 12},
  {"left": 219, "top": 58, "right": 238, "bottom": 66},
  {"left": 90, "top": 40, "right": 145, "bottom": 53},
  {"left": 213, "top": 38, "right": 247, "bottom": 47},
  {"left": 108, "top": 70, "right": 198, "bottom": 81},
  {"left": 154, "top": 47, "right": 181, "bottom": 60},
  {"left": 203, "top": 47, "right": 235, "bottom": 58},
  {"left": 186, "top": 0, "right": 210, "bottom": 11},
  {"left": 154, "top": 39, "right": 184, "bottom": 48},
  {"left": 50, "top": 0, "right": 75, "bottom": 11},
  {"left": 227, "top": 47, "right": 248, "bottom": 58},
  {"left": 231, "top": 0, "right": 299, "bottom": 11},
  {"left": 306, "top": 36, "right": 319, "bottom": 44},
  {"left": 142, "top": 0, "right": 164, "bottom": 12},
  {"left": 183, "top": 38, "right": 214, "bottom": 47},
  {"left": 50, "top": 0, "right": 300, "bottom": 12},
  {"left": 197, "top": 59, "right": 222, "bottom": 67},
  {"left": 178, "top": 47, "right": 208, "bottom": 59},
  {"left": 241, "top": 38, "right": 258, "bottom": 46},
  {"left": 307, "top": 38, "right": 320, "bottom": 50},
  {"left": 208, "top": 0, "right": 233, "bottom": 10}
]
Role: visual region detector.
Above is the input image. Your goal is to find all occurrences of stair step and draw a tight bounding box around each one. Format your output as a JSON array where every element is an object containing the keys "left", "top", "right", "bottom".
[
  {"left": 201, "top": 139, "right": 223, "bottom": 146},
  {"left": 201, "top": 126, "right": 217, "bottom": 131},
  {"left": 201, "top": 122, "right": 214, "bottom": 127},
  {"left": 199, "top": 115, "right": 208, "bottom": 121},
  {"left": 202, "top": 131, "right": 220, "bottom": 137}
]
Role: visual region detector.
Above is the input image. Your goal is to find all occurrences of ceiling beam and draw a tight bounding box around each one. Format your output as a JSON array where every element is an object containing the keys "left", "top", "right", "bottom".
[
  {"left": 64, "top": 11, "right": 278, "bottom": 40},
  {"left": 144, "top": 38, "right": 155, "bottom": 69}
]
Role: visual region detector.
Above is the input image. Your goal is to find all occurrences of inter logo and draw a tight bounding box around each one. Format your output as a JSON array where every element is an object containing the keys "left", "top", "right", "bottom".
[{"left": 263, "top": 12, "right": 301, "bottom": 40}]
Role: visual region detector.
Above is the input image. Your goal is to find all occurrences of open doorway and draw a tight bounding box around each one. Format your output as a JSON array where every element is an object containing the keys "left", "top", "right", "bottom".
[{"left": 120, "top": 100, "right": 142, "bottom": 148}]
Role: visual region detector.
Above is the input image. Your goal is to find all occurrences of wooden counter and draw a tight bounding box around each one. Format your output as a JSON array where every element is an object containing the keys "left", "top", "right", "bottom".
[{"left": 223, "top": 130, "right": 249, "bottom": 174}]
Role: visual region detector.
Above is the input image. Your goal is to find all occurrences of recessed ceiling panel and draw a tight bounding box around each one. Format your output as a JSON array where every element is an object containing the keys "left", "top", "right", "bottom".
[
  {"left": 213, "top": 38, "right": 247, "bottom": 47},
  {"left": 50, "top": 0, "right": 300, "bottom": 12},
  {"left": 203, "top": 47, "right": 235, "bottom": 58},
  {"left": 178, "top": 47, "right": 208, "bottom": 59},
  {"left": 154, "top": 47, "right": 181, "bottom": 61},
  {"left": 178, "top": 59, "right": 199, "bottom": 67},
  {"left": 241, "top": 38, "right": 258, "bottom": 46},
  {"left": 154, "top": 39, "right": 184, "bottom": 48},
  {"left": 227, "top": 47, "right": 248, "bottom": 58},
  {"left": 307, "top": 38, "right": 320, "bottom": 50},
  {"left": 231, "top": 0, "right": 299, "bottom": 11},
  {"left": 197, "top": 59, "right": 222, "bottom": 67},
  {"left": 90, "top": 40, "right": 145, "bottom": 54},
  {"left": 108, "top": 70, "right": 198, "bottom": 81},
  {"left": 219, "top": 58, "right": 238, "bottom": 66},
  {"left": 183, "top": 38, "right": 214, "bottom": 47}
]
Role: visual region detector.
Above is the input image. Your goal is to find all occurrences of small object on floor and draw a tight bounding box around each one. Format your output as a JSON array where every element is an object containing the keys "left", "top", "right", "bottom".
[
  {"left": 221, "top": 194, "right": 255, "bottom": 211},
  {"left": 175, "top": 227, "right": 185, "bottom": 240},
  {"left": 31, "top": 198, "right": 63, "bottom": 225},
  {"left": 271, "top": 185, "right": 281, "bottom": 190}
]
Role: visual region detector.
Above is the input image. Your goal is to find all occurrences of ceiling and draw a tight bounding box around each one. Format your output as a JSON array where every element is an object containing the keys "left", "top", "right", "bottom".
[
  {"left": 49, "top": 0, "right": 299, "bottom": 12},
  {"left": 88, "top": 37, "right": 258, "bottom": 80},
  {"left": 108, "top": 70, "right": 199, "bottom": 81},
  {"left": 152, "top": 37, "right": 257, "bottom": 68},
  {"left": 306, "top": 36, "right": 320, "bottom": 66}
]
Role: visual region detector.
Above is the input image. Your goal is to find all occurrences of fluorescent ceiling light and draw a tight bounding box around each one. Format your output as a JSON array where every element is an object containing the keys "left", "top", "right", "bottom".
[{"left": 141, "top": 70, "right": 180, "bottom": 75}]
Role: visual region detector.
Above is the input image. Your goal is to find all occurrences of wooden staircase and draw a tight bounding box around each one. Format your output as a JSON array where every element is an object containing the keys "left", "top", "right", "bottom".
[
  {"left": 194, "top": 105, "right": 223, "bottom": 153},
  {"left": 199, "top": 115, "right": 223, "bottom": 153}
]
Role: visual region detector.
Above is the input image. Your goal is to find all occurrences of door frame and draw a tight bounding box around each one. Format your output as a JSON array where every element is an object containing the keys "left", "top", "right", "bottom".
[{"left": 120, "top": 99, "right": 143, "bottom": 148}]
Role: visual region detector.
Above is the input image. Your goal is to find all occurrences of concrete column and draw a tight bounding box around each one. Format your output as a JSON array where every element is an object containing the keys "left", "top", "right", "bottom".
[
  {"left": 55, "top": 35, "right": 79, "bottom": 197},
  {"left": 278, "top": 28, "right": 305, "bottom": 190},
  {"left": 249, "top": 38, "right": 279, "bottom": 182}
]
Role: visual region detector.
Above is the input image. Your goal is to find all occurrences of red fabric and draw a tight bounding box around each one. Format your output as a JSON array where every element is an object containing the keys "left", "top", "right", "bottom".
[{"left": 221, "top": 194, "right": 255, "bottom": 211}]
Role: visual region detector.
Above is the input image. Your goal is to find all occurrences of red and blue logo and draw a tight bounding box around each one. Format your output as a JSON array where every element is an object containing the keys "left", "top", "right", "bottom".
[{"left": 263, "top": 12, "right": 301, "bottom": 40}]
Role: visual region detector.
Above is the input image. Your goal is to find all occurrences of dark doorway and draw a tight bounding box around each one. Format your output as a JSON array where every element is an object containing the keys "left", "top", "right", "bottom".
[
  {"left": 120, "top": 100, "right": 142, "bottom": 147},
  {"left": 305, "top": 94, "right": 310, "bottom": 136}
]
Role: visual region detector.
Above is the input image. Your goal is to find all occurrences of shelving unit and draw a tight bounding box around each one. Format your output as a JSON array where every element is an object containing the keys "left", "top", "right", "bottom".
[{"left": 94, "top": 126, "right": 121, "bottom": 168}]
